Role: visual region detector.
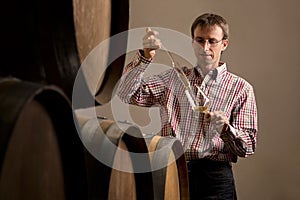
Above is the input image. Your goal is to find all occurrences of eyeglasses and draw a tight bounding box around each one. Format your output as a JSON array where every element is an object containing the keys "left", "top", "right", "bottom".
[{"left": 193, "top": 38, "right": 224, "bottom": 47}]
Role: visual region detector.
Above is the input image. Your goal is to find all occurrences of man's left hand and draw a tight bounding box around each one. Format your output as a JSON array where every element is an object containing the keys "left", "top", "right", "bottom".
[{"left": 204, "top": 111, "right": 229, "bottom": 133}]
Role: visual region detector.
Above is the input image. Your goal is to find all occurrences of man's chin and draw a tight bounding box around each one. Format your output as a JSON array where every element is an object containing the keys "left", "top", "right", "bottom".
[{"left": 198, "top": 59, "right": 213, "bottom": 66}]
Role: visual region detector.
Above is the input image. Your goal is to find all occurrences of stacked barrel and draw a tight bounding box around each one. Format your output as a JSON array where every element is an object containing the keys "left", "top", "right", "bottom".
[
  {"left": 79, "top": 118, "right": 189, "bottom": 200},
  {"left": 0, "top": 0, "right": 189, "bottom": 199}
]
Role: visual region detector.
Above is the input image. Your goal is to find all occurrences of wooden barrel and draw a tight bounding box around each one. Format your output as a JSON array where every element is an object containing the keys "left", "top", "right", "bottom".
[
  {"left": 79, "top": 117, "right": 190, "bottom": 200},
  {"left": 1, "top": 0, "right": 129, "bottom": 104},
  {"left": 0, "top": 78, "right": 88, "bottom": 199},
  {"left": 80, "top": 118, "right": 154, "bottom": 200},
  {"left": 148, "top": 135, "right": 190, "bottom": 200}
]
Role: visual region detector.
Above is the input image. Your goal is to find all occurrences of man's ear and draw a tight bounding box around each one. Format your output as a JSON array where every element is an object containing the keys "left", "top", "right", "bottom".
[{"left": 221, "top": 39, "right": 229, "bottom": 51}]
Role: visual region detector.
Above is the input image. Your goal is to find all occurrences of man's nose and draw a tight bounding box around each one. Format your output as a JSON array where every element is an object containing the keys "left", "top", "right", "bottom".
[{"left": 202, "top": 40, "right": 210, "bottom": 51}]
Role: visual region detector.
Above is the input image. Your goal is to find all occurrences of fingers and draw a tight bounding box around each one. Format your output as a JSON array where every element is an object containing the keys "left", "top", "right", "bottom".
[
  {"left": 143, "top": 27, "right": 161, "bottom": 50},
  {"left": 204, "top": 112, "right": 211, "bottom": 123},
  {"left": 208, "top": 111, "right": 226, "bottom": 122},
  {"left": 143, "top": 27, "right": 159, "bottom": 40},
  {"left": 143, "top": 38, "right": 161, "bottom": 49},
  {"left": 206, "top": 111, "right": 229, "bottom": 133}
]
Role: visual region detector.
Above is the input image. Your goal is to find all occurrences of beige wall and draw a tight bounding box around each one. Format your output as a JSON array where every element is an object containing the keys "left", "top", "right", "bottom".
[{"left": 128, "top": 0, "right": 300, "bottom": 199}]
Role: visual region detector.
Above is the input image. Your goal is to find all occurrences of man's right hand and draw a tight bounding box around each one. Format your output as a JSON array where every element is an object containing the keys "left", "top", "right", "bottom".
[{"left": 143, "top": 27, "right": 161, "bottom": 59}]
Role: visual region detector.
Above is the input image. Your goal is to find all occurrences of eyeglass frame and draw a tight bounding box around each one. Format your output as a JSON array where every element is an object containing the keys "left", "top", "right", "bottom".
[{"left": 192, "top": 37, "right": 226, "bottom": 47}]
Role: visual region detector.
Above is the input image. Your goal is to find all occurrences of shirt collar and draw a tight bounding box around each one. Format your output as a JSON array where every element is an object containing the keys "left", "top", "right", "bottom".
[{"left": 195, "top": 62, "right": 227, "bottom": 80}]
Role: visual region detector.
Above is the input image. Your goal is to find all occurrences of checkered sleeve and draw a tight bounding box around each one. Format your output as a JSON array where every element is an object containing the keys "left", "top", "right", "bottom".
[
  {"left": 117, "top": 50, "right": 166, "bottom": 107},
  {"left": 220, "top": 82, "right": 258, "bottom": 158}
]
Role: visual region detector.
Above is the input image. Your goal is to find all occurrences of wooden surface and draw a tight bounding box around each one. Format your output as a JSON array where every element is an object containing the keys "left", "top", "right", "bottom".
[
  {"left": 0, "top": 79, "right": 88, "bottom": 199},
  {"left": 148, "top": 135, "right": 189, "bottom": 200}
]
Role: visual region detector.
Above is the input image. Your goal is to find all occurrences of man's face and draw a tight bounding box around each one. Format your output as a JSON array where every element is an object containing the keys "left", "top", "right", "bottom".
[{"left": 192, "top": 25, "right": 228, "bottom": 68}]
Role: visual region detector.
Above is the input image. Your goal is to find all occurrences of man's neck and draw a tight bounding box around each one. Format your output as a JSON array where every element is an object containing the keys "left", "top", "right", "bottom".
[{"left": 198, "top": 63, "right": 218, "bottom": 77}]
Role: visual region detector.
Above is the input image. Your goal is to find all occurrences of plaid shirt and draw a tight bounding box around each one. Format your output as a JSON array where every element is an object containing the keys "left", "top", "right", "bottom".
[{"left": 118, "top": 51, "right": 258, "bottom": 162}]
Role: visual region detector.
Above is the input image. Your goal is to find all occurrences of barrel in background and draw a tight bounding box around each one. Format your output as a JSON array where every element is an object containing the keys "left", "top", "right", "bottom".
[
  {"left": 0, "top": 78, "right": 88, "bottom": 199},
  {"left": 148, "top": 135, "right": 190, "bottom": 200},
  {"left": 0, "top": 0, "right": 129, "bottom": 105},
  {"left": 80, "top": 118, "right": 154, "bottom": 200},
  {"left": 79, "top": 117, "right": 190, "bottom": 200}
]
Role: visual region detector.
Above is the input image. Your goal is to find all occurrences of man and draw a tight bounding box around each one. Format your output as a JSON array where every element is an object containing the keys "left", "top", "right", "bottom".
[{"left": 118, "top": 13, "right": 258, "bottom": 199}]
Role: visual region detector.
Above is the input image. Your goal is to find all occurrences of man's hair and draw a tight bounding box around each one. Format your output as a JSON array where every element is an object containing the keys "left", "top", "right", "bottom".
[{"left": 191, "top": 13, "right": 229, "bottom": 40}]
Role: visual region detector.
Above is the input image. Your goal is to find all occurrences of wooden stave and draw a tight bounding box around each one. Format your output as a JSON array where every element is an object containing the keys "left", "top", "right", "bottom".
[{"left": 0, "top": 79, "right": 88, "bottom": 199}]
